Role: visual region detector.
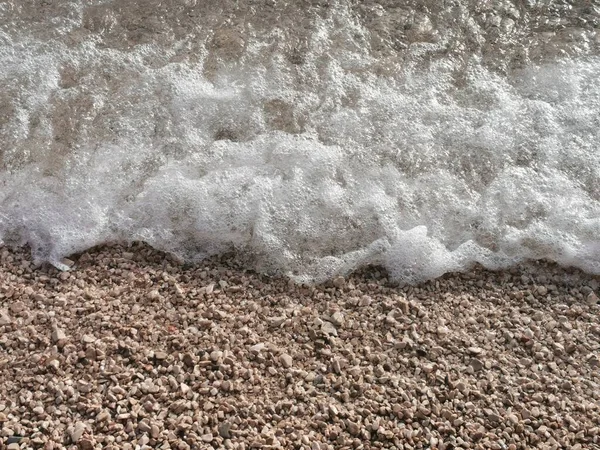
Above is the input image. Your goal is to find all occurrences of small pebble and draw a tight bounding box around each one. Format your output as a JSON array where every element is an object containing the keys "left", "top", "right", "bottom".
[
  {"left": 280, "top": 353, "right": 293, "bottom": 368},
  {"left": 218, "top": 422, "right": 232, "bottom": 439},
  {"left": 70, "top": 422, "right": 86, "bottom": 442},
  {"left": 51, "top": 327, "right": 67, "bottom": 343}
]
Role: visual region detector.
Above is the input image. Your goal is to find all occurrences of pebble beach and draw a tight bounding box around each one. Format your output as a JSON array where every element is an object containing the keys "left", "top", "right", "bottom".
[{"left": 1, "top": 243, "right": 600, "bottom": 449}]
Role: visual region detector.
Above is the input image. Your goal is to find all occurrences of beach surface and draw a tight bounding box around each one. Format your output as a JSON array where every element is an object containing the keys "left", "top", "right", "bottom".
[{"left": 1, "top": 243, "right": 600, "bottom": 450}]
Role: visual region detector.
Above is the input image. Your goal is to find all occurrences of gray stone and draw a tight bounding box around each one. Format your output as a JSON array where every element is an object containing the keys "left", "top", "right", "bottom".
[
  {"left": 470, "top": 358, "right": 484, "bottom": 371},
  {"left": 218, "top": 422, "right": 232, "bottom": 439}
]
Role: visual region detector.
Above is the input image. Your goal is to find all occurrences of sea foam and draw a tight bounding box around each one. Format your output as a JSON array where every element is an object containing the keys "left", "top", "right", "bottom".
[{"left": 1, "top": 1, "right": 599, "bottom": 283}]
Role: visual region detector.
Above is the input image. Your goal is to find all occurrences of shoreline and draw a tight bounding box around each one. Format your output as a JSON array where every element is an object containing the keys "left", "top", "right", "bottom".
[{"left": 1, "top": 243, "right": 599, "bottom": 449}]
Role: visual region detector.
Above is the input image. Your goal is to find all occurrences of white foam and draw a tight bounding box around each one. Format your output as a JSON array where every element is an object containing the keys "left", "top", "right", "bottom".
[{"left": 1, "top": 3, "right": 600, "bottom": 283}]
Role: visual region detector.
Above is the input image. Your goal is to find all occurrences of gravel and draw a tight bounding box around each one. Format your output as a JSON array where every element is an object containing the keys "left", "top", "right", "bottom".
[{"left": 1, "top": 243, "right": 600, "bottom": 449}]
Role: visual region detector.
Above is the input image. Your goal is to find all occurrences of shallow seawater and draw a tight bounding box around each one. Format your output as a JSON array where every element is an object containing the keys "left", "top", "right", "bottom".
[{"left": 1, "top": 0, "right": 599, "bottom": 283}]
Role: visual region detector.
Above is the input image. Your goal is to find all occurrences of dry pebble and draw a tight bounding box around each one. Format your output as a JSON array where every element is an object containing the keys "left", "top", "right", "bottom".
[
  {"left": 50, "top": 326, "right": 66, "bottom": 343},
  {"left": 1, "top": 243, "right": 600, "bottom": 449},
  {"left": 280, "top": 353, "right": 293, "bottom": 368}
]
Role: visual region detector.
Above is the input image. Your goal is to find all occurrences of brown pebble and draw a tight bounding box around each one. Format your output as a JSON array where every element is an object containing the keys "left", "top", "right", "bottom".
[
  {"left": 155, "top": 351, "right": 168, "bottom": 360},
  {"left": 0, "top": 310, "right": 11, "bottom": 325},
  {"left": 81, "top": 334, "right": 96, "bottom": 344},
  {"left": 78, "top": 438, "right": 95, "bottom": 450},
  {"left": 210, "top": 350, "right": 223, "bottom": 361},
  {"left": 332, "top": 276, "right": 345, "bottom": 288},
  {"left": 330, "top": 311, "right": 345, "bottom": 326},
  {"left": 96, "top": 410, "right": 110, "bottom": 422},
  {"left": 182, "top": 353, "right": 195, "bottom": 367},
  {"left": 10, "top": 301, "right": 25, "bottom": 314},
  {"left": 250, "top": 343, "right": 265, "bottom": 353},
  {"left": 280, "top": 353, "right": 293, "bottom": 368},
  {"left": 587, "top": 292, "right": 599, "bottom": 305},
  {"left": 321, "top": 321, "right": 337, "bottom": 336},
  {"left": 346, "top": 420, "right": 360, "bottom": 436}
]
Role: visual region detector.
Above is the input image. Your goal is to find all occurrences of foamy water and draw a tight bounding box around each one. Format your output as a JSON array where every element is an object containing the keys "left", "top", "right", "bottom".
[{"left": 1, "top": 1, "right": 599, "bottom": 283}]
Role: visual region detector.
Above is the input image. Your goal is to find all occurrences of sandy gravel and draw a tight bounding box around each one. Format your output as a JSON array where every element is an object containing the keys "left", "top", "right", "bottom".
[{"left": 1, "top": 243, "right": 600, "bottom": 450}]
